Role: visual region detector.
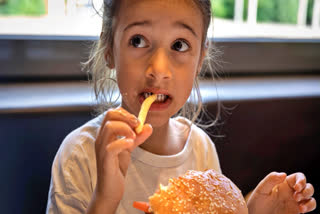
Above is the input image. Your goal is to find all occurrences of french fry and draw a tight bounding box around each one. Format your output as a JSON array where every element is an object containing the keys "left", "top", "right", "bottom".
[
  {"left": 133, "top": 201, "right": 153, "bottom": 213},
  {"left": 135, "top": 94, "right": 157, "bottom": 134}
]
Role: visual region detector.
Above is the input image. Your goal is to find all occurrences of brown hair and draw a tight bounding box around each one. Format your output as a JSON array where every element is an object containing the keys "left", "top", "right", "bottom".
[{"left": 83, "top": 0, "right": 221, "bottom": 129}]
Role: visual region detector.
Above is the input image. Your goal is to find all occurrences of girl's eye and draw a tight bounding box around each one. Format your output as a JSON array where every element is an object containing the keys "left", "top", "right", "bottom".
[
  {"left": 172, "top": 40, "right": 189, "bottom": 52},
  {"left": 130, "top": 35, "right": 148, "bottom": 48}
]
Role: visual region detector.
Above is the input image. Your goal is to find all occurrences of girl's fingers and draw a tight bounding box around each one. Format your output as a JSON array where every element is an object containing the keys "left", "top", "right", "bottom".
[
  {"left": 105, "top": 138, "right": 134, "bottom": 157},
  {"left": 255, "top": 172, "right": 287, "bottom": 195},
  {"left": 96, "top": 108, "right": 153, "bottom": 157},
  {"left": 286, "top": 173, "right": 307, "bottom": 192},
  {"left": 102, "top": 107, "right": 140, "bottom": 130},
  {"left": 128, "top": 124, "right": 153, "bottom": 152},
  {"left": 98, "top": 121, "right": 136, "bottom": 147},
  {"left": 299, "top": 197, "right": 317, "bottom": 213},
  {"left": 294, "top": 183, "right": 314, "bottom": 202}
]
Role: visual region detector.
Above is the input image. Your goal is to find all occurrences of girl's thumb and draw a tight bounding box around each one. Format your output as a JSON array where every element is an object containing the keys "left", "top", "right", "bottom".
[
  {"left": 255, "top": 172, "right": 287, "bottom": 195},
  {"left": 131, "top": 124, "right": 153, "bottom": 150}
]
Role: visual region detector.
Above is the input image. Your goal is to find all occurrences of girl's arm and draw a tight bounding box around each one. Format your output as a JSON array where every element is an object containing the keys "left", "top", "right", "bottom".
[
  {"left": 87, "top": 107, "right": 153, "bottom": 214},
  {"left": 86, "top": 189, "right": 120, "bottom": 214}
]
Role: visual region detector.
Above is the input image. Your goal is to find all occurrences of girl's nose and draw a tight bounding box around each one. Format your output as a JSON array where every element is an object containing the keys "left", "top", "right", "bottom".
[{"left": 146, "top": 48, "right": 172, "bottom": 80}]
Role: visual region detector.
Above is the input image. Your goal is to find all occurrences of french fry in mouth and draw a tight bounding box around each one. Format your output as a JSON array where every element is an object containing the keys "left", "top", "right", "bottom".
[{"left": 135, "top": 94, "right": 157, "bottom": 134}]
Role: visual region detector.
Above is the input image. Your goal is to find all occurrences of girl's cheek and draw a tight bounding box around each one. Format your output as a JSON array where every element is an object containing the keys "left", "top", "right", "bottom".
[
  {"left": 170, "top": 50, "right": 199, "bottom": 67},
  {"left": 127, "top": 48, "right": 149, "bottom": 59}
]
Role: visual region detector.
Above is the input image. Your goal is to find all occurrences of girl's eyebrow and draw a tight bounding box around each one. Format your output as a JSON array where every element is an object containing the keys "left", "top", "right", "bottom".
[
  {"left": 173, "top": 21, "right": 198, "bottom": 38},
  {"left": 123, "top": 20, "right": 198, "bottom": 38},
  {"left": 124, "top": 20, "right": 151, "bottom": 32}
]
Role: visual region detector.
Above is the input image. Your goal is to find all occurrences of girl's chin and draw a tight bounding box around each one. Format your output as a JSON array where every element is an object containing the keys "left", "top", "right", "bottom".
[{"left": 145, "top": 114, "right": 171, "bottom": 128}]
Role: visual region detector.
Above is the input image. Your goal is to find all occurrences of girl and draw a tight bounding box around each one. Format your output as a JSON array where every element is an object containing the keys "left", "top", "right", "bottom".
[{"left": 46, "top": 0, "right": 316, "bottom": 213}]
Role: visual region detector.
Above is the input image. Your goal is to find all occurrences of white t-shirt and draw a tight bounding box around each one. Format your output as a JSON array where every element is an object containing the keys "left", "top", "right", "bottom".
[{"left": 46, "top": 114, "right": 221, "bottom": 214}]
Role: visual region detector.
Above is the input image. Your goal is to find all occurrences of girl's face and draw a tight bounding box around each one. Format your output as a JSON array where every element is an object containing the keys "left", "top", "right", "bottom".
[{"left": 110, "top": 0, "right": 206, "bottom": 127}]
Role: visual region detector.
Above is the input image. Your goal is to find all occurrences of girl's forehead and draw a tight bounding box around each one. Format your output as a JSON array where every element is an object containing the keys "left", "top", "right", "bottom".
[
  {"left": 124, "top": 0, "right": 197, "bottom": 7},
  {"left": 118, "top": 0, "right": 201, "bottom": 17},
  {"left": 116, "top": 0, "right": 203, "bottom": 30}
]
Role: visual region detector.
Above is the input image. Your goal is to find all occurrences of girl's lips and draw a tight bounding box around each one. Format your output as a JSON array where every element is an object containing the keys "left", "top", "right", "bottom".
[
  {"left": 138, "top": 88, "right": 173, "bottom": 111},
  {"left": 138, "top": 94, "right": 172, "bottom": 111},
  {"left": 140, "top": 88, "right": 171, "bottom": 96}
]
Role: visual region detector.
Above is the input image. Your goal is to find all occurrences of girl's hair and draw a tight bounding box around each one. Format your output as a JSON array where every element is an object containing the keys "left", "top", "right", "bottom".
[{"left": 83, "top": 0, "right": 221, "bottom": 129}]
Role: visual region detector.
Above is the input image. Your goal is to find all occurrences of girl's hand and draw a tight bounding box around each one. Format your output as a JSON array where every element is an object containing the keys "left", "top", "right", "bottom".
[
  {"left": 247, "top": 172, "right": 316, "bottom": 214},
  {"left": 94, "top": 107, "right": 153, "bottom": 206}
]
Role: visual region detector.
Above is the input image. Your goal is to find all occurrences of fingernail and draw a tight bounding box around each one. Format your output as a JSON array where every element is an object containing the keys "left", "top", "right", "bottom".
[
  {"left": 131, "top": 117, "right": 139, "bottom": 124},
  {"left": 296, "top": 195, "right": 302, "bottom": 202},
  {"left": 126, "top": 138, "right": 134, "bottom": 144},
  {"left": 300, "top": 206, "right": 306, "bottom": 213},
  {"left": 132, "top": 132, "right": 136, "bottom": 139},
  {"left": 295, "top": 184, "right": 301, "bottom": 191},
  {"left": 277, "top": 172, "right": 286, "bottom": 178}
]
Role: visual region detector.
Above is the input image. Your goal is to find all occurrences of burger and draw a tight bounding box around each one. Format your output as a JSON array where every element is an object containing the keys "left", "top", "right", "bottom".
[{"left": 133, "top": 169, "right": 248, "bottom": 214}]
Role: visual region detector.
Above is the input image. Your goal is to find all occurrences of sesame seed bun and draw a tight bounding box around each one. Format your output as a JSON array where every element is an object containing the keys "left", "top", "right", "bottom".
[{"left": 148, "top": 169, "right": 248, "bottom": 214}]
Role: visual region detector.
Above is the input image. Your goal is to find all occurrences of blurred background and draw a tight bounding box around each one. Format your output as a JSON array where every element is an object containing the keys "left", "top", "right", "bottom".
[
  {"left": 214, "top": 0, "right": 317, "bottom": 25},
  {"left": 1, "top": 0, "right": 320, "bottom": 37},
  {"left": 0, "top": 0, "right": 319, "bottom": 213}
]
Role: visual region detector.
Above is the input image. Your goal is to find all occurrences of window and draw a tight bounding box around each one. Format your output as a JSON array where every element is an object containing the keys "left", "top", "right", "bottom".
[
  {"left": 211, "top": 0, "right": 320, "bottom": 39},
  {"left": 0, "top": 0, "right": 103, "bottom": 38}
]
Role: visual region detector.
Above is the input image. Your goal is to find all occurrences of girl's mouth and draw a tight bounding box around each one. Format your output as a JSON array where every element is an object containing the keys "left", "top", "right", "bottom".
[
  {"left": 143, "top": 92, "right": 169, "bottom": 103},
  {"left": 139, "top": 92, "right": 172, "bottom": 111}
]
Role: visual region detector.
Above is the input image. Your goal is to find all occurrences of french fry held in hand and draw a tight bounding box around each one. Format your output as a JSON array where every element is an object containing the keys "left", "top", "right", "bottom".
[{"left": 135, "top": 94, "right": 157, "bottom": 134}]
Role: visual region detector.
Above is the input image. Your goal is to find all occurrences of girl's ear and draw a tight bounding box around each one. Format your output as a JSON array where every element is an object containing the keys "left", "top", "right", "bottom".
[
  {"left": 104, "top": 49, "right": 115, "bottom": 69},
  {"left": 197, "top": 42, "right": 209, "bottom": 75},
  {"left": 101, "top": 31, "right": 115, "bottom": 69}
]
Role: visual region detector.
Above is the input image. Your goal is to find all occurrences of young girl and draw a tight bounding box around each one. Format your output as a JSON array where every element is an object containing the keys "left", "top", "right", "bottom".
[{"left": 46, "top": 0, "right": 316, "bottom": 213}]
